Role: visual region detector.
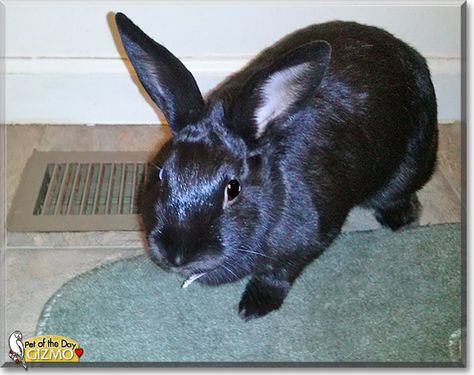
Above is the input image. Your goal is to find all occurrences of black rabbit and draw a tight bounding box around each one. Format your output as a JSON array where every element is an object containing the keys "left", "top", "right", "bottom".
[{"left": 115, "top": 13, "right": 438, "bottom": 320}]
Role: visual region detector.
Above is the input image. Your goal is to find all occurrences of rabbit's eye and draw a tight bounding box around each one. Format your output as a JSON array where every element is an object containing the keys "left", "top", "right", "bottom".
[{"left": 224, "top": 179, "right": 241, "bottom": 207}]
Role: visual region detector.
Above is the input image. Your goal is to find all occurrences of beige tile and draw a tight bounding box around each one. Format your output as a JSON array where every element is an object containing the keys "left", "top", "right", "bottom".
[
  {"left": 418, "top": 168, "right": 461, "bottom": 225},
  {"left": 93, "top": 124, "right": 171, "bottom": 153},
  {"left": 6, "top": 125, "right": 46, "bottom": 212},
  {"left": 437, "top": 124, "right": 462, "bottom": 199},
  {"left": 39, "top": 124, "right": 171, "bottom": 153},
  {"left": 39, "top": 125, "right": 101, "bottom": 151},
  {"left": 7, "top": 230, "right": 144, "bottom": 248}
]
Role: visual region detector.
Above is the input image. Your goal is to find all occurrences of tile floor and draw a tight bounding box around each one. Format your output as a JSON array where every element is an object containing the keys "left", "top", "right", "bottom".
[{"left": 4, "top": 123, "right": 462, "bottom": 351}]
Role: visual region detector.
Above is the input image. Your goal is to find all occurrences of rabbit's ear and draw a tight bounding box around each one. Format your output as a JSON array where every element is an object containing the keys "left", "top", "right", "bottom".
[
  {"left": 115, "top": 13, "right": 204, "bottom": 132},
  {"left": 234, "top": 41, "right": 331, "bottom": 139}
]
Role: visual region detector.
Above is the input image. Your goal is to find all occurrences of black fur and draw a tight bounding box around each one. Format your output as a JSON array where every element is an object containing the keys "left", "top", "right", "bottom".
[{"left": 115, "top": 13, "right": 438, "bottom": 320}]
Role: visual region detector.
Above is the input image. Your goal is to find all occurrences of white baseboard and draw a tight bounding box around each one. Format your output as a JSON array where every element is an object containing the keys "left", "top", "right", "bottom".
[
  {"left": 5, "top": 56, "right": 461, "bottom": 124},
  {"left": 4, "top": 0, "right": 462, "bottom": 124}
]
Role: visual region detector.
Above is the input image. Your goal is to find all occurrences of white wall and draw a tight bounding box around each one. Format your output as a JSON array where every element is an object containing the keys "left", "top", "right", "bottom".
[{"left": 4, "top": 0, "right": 463, "bottom": 124}]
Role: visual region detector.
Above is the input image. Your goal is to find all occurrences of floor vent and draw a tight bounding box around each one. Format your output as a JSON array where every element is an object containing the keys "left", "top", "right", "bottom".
[{"left": 8, "top": 151, "right": 149, "bottom": 232}]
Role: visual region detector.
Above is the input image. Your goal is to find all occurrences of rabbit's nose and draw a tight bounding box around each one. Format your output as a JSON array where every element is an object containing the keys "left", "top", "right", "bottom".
[{"left": 168, "top": 253, "right": 185, "bottom": 268}]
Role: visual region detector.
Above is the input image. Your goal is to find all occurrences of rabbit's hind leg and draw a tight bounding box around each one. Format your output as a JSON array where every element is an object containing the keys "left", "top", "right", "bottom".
[
  {"left": 368, "top": 115, "right": 438, "bottom": 232},
  {"left": 373, "top": 193, "right": 421, "bottom": 231}
]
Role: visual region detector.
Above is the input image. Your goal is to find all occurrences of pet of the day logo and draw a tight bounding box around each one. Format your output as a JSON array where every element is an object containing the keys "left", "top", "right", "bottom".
[
  {"left": 8, "top": 331, "right": 84, "bottom": 368},
  {"left": 8, "top": 331, "right": 27, "bottom": 370}
]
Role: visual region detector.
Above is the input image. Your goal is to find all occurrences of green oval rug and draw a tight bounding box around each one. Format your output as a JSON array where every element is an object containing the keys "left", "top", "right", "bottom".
[{"left": 36, "top": 224, "right": 463, "bottom": 365}]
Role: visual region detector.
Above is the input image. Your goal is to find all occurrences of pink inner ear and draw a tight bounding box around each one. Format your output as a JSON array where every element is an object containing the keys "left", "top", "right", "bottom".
[{"left": 254, "top": 62, "right": 311, "bottom": 138}]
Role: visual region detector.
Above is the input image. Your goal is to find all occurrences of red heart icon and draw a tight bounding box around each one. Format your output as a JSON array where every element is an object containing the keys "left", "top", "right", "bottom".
[{"left": 75, "top": 348, "right": 84, "bottom": 358}]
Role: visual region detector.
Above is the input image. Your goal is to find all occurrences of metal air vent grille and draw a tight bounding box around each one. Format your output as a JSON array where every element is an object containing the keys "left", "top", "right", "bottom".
[{"left": 8, "top": 151, "right": 149, "bottom": 232}]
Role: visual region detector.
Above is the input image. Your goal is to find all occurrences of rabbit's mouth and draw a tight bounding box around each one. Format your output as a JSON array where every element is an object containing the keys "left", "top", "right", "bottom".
[
  {"left": 178, "top": 261, "right": 240, "bottom": 288},
  {"left": 174, "top": 264, "right": 217, "bottom": 286},
  {"left": 181, "top": 272, "right": 207, "bottom": 288}
]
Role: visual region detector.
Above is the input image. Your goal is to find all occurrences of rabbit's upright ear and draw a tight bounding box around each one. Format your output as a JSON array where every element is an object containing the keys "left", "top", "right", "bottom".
[
  {"left": 115, "top": 13, "right": 204, "bottom": 132},
  {"left": 234, "top": 41, "right": 331, "bottom": 140}
]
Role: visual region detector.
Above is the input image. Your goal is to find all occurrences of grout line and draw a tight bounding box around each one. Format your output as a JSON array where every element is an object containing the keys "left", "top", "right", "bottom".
[
  {"left": 36, "top": 124, "right": 48, "bottom": 151},
  {"left": 440, "top": 168, "right": 461, "bottom": 201},
  {"left": 437, "top": 125, "right": 462, "bottom": 201},
  {"left": 6, "top": 245, "right": 144, "bottom": 250},
  {"left": 431, "top": 166, "right": 462, "bottom": 220}
]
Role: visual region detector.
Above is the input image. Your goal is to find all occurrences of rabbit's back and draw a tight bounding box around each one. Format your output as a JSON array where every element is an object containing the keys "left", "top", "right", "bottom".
[
  {"left": 210, "top": 21, "right": 437, "bottom": 239},
  {"left": 213, "top": 21, "right": 437, "bottom": 210}
]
